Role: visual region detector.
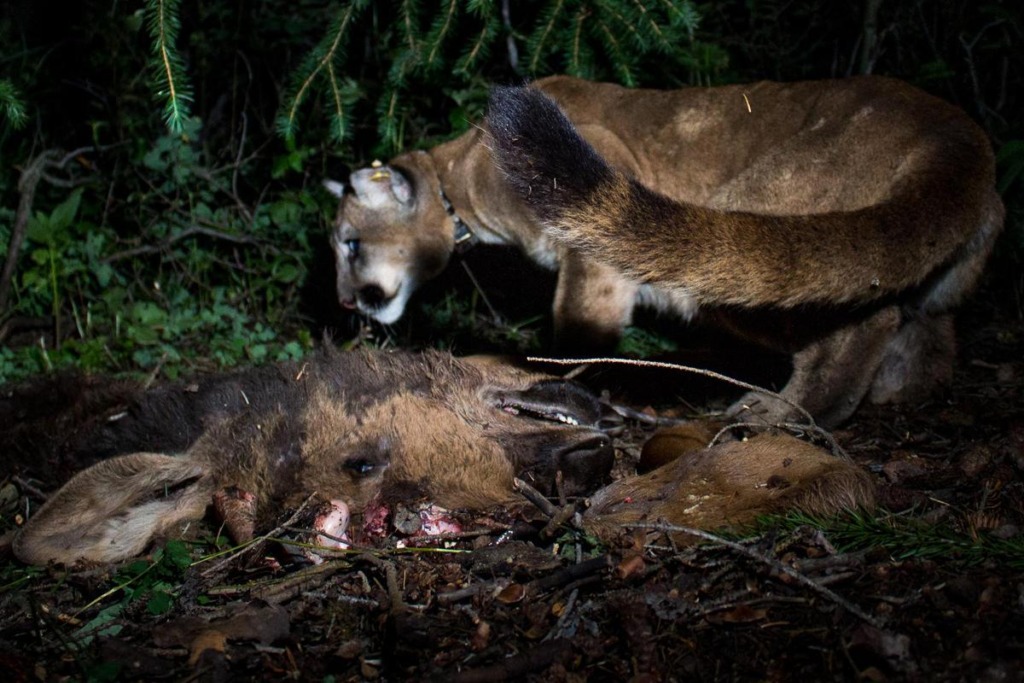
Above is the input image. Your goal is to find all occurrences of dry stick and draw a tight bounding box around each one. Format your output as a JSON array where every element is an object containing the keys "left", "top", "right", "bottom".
[
  {"left": 452, "top": 639, "right": 572, "bottom": 683},
  {"left": 529, "top": 356, "right": 816, "bottom": 426},
  {"left": 200, "top": 493, "right": 319, "bottom": 577},
  {"left": 0, "top": 151, "right": 57, "bottom": 312},
  {"left": 629, "top": 522, "right": 884, "bottom": 629},
  {"left": 602, "top": 400, "right": 690, "bottom": 427},
  {"left": 710, "top": 420, "right": 849, "bottom": 460},
  {"left": 459, "top": 260, "right": 504, "bottom": 325},
  {"left": 358, "top": 553, "right": 405, "bottom": 614},
  {"left": 513, "top": 477, "right": 558, "bottom": 518},
  {"left": 1, "top": 144, "right": 121, "bottom": 313},
  {"left": 530, "top": 356, "right": 848, "bottom": 457},
  {"left": 103, "top": 224, "right": 263, "bottom": 263}
]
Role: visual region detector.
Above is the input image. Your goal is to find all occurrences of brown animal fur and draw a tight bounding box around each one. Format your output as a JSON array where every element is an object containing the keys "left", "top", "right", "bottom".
[
  {"left": 12, "top": 350, "right": 613, "bottom": 565},
  {"left": 10, "top": 350, "right": 876, "bottom": 566},
  {"left": 584, "top": 433, "right": 875, "bottom": 541},
  {"left": 330, "top": 76, "right": 1001, "bottom": 426},
  {"left": 484, "top": 77, "right": 1003, "bottom": 426}
]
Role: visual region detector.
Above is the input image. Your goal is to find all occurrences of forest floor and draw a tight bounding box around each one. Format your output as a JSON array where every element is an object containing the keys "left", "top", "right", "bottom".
[{"left": 1, "top": 287, "right": 1022, "bottom": 682}]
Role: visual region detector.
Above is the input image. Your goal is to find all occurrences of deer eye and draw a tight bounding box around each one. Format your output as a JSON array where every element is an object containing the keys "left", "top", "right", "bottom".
[
  {"left": 344, "top": 239, "right": 360, "bottom": 261},
  {"left": 344, "top": 457, "right": 377, "bottom": 477}
]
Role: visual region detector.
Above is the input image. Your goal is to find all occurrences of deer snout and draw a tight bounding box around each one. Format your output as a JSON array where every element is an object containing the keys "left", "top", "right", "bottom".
[{"left": 553, "top": 432, "right": 614, "bottom": 496}]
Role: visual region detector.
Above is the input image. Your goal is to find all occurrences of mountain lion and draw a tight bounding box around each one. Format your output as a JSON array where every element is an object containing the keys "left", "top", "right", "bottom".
[{"left": 329, "top": 76, "right": 1002, "bottom": 426}]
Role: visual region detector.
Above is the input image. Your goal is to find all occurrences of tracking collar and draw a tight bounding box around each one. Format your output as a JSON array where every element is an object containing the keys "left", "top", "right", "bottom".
[{"left": 439, "top": 185, "right": 477, "bottom": 254}]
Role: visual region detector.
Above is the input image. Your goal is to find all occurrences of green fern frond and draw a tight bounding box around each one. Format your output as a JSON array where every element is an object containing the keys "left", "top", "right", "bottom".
[
  {"left": 145, "top": 0, "right": 193, "bottom": 134},
  {"left": 0, "top": 79, "right": 28, "bottom": 129}
]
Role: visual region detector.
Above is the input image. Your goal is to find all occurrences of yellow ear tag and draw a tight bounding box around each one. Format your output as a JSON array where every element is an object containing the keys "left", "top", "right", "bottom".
[{"left": 368, "top": 160, "right": 391, "bottom": 181}]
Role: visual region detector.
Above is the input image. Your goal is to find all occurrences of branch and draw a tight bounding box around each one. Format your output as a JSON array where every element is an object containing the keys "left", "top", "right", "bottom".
[
  {"left": 103, "top": 224, "right": 265, "bottom": 263},
  {"left": 0, "top": 150, "right": 57, "bottom": 313},
  {"left": 629, "top": 522, "right": 884, "bottom": 629}
]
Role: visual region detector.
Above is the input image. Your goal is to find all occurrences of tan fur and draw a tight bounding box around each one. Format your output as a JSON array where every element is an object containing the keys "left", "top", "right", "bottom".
[
  {"left": 490, "top": 77, "right": 1003, "bottom": 426},
  {"left": 334, "top": 76, "right": 1002, "bottom": 426},
  {"left": 12, "top": 351, "right": 879, "bottom": 566},
  {"left": 13, "top": 352, "right": 611, "bottom": 565},
  {"left": 584, "top": 433, "right": 875, "bottom": 541}
]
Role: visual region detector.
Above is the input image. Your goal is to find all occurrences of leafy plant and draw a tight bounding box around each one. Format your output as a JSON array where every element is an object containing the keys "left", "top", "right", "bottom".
[{"left": 766, "top": 510, "right": 1024, "bottom": 570}]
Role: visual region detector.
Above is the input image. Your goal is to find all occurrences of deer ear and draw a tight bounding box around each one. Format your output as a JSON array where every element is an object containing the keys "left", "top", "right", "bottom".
[
  {"left": 323, "top": 179, "right": 346, "bottom": 199},
  {"left": 349, "top": 165, "right": 414, "bottom": 208},
  {"left": 13, "top": 453, "right": 214, "bottom": 565}
]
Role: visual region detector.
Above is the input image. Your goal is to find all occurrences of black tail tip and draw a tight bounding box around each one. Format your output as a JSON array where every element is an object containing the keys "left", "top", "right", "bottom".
[{"left": 485, "top": 84, "right": 612, "bottom": 209}]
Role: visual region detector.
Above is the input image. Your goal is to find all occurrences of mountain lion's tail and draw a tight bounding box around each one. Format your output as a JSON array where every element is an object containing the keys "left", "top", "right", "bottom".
[{"left": 486, "top": 85, "right": 1001, "bottom": 310}]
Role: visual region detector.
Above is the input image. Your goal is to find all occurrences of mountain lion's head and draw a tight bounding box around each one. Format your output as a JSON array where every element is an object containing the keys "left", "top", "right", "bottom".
[{"left": 326, "top": 152, "right": 454, "bottom": 324}]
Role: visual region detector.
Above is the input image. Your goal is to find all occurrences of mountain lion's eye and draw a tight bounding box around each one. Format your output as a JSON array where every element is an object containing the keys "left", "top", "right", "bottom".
[{"left": 345, "top": 239, "right": 360, "bottom": 261}]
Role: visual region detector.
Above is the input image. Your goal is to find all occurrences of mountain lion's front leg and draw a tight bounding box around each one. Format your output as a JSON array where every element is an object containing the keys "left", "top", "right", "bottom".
[
  {"left": 553, "top": 253, "right": 638, "bottom": 353},
  {"left": 731, "top": 306, "right": 901, "bottom": 429}
]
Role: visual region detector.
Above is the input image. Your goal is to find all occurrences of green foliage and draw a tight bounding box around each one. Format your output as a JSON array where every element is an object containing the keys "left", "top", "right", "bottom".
[
  {"left": 145, "top": 0, "right": 194, "bottom": 133},
  {"left": 278, "top": 0, "right": 707, "bottom": 153},
  {"left": 1, "top": 0, "right": 1022, "bottom": 384},
  {"left": 277, "top": 1, "right": 368, "bottom": 145},
  {"left": 0, "top": 119, "right": 316, "bottom": 383},
  {"left": 616, "top": 326, "right": 679, "bottom": 357},
  {"left": 768, "top": 510, "right": 1024, "bottom": 570},
  {"left": 73, "top": 540, "right": 193, "bottom": 649},
  {"left": 0, "top": 79, "right": 27, "bottom": 129}
]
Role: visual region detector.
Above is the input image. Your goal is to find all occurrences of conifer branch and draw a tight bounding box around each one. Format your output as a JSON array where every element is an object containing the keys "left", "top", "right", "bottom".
[
  {"left": 456, "top": 19, "right": 497, "bottom": 75},
  {"left": 146, "top": 0, "right": 193, "bottom": 133},
  {"left": 527, "top": 0, "right": 565, "bottom": 73},
  {"left": 400, "top": 0, "right": 421, "bottom": 51},
  {"left": 278, "top": 2, "right": 361, "bottom": 142},
  {"left": 567, "top": 8, "right": 591, "bottom": 77},
  {"left": 426, "top": 0, "right": 461, "bottom": 70},
  {"left": 596, "top": 19, "right": 636, "bottom": 86},
  {"left": 596, "top": 0, "right": 645, "bottom": 52}
]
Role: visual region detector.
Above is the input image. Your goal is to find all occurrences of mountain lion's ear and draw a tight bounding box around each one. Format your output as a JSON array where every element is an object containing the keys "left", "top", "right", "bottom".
[
  {"left": 349, "top": 164, "right": 414, "bottom": 208},
  {"left": 323, "top": 178, "right": 346, "bottom": 199},
  {"left": 13, "top": 453, "right": 214, "bottom": 565}
]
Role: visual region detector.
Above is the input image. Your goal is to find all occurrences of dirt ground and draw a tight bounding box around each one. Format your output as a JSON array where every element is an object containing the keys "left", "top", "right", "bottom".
[{"left": 1, "top": 292, "right": 1022, "bottom": 682}]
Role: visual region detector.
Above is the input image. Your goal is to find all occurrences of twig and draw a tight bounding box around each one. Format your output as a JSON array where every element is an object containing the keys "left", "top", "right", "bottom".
[
  {"left": 357, "top": 553, "right": 405, "bottom": 614},
  {"left": 602, "top": 400, "right": 690, "bottom": 427},
  {"left": 628, "top": 522, "right": 884, "bottom": 628},
  {"left": 13, "top": 475, "right": 50, "bottom": 502},
  {"left": 708, "top": 421, "right": 849, "bottom": 460},
  {"left": 452, "top": 639, "right": 571, "bottom": 683},
  {"left": 526, "top": 555, "right": 611, "bottom": 594},
  {"left": 200, "top": 493, "right": 319, "bottom": 577},
  {"left": 513, "top": 477, "right": 557, "bottom": 517},
  {"left": 436, "top": 578, "right": 511, "bottom": 606},
  {"left": 459, "top": 261, "right": 504, "bottom": 325},
  {"left": 527, "top": 356, "right": 817, "bottom": 428},
  {"left": 543, "top": 587, "right": 578, "bottom": 641},
  {"left": 104, "top": 224, "right": 263, "bottom": 263},
  {"left": 0, "top": 150, "right": 57, "bottom": 312}
]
